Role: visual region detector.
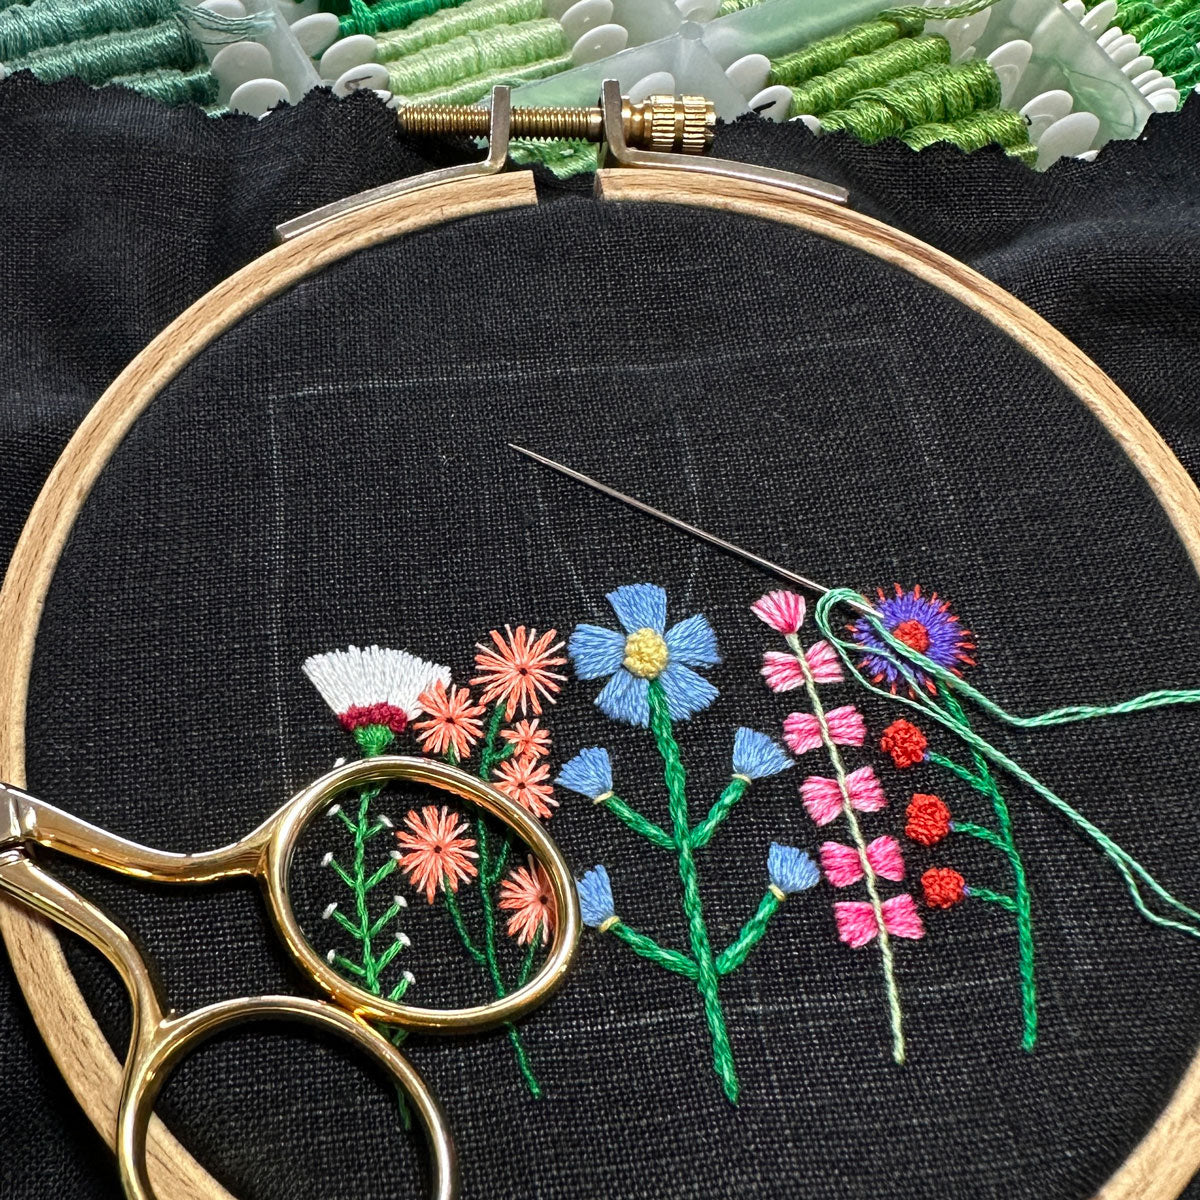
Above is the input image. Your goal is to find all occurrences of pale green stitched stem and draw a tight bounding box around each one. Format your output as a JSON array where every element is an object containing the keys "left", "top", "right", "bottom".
[
  {"left": 716, "top": 891, "right": 783, "bottom": 974},
  {"left": 601, "top": 791, "right": 675, "bottom": 849},
  {"left": 689, "top": 777, "right": 750, "bottom": 850},
  {"left": 609, "top": 920, "right": 698, "bottom": 978},
  {"left": 970, "top": 886, "right": 1018, "bottom": 913},
  {"left": 648, "top": 680, "right": 740, "bottom": 1104},
  {"left": 786, "top": 631, "right": 906, "bottom": 1065}
]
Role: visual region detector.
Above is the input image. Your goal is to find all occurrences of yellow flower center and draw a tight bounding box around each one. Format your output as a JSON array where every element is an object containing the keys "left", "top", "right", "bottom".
[{"left": 623, "top": 627, "right": 670, "bottom": 679}]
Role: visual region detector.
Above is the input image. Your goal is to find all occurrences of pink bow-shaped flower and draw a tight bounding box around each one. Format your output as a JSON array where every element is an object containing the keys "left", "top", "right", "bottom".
[
  {"left": 801, "top": 764, "right": 885, "bottom": 826},
  {"left": 761, "top": 642, "right": 843, "bottom": 692},
  {"left": 820, "top": 835, "right": 905, "bottom": 887},
  {"left": 783, "top": 704, "right": 865, "bottom": 756},
  {"left": 834, "top": 894, "right": 925, "bottom": 947}
]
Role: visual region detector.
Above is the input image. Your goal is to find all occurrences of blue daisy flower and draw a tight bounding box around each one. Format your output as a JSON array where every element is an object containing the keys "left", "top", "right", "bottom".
[
  {"left": 850, "top": 583, "right": 976, "bottom": 694},
  {"left": 568, "top": 583, "right": 720, "bottom": 727}
]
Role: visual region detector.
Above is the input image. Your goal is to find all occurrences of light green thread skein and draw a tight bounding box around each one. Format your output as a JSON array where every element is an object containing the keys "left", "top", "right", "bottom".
[
  {"left": 384, "top": 18, "right": 564, "bottom": 95},
  {"left": 3, "top": 19, "right": 205, "bottom": 84},
  {"left": 787, "top": 34, "right": 951, "bottom": 117},
  {"left": 396, "top": 51, "right": 569, "bottom": 104},
  {"left": 820, "top": 59, "right": 1002, "bottom": 143},
  {"left": 901, "top": 108, "right": 1036, "bottom": 165},
  {"left": 376, "top": 0, "right": 544, "bottom": 64}
]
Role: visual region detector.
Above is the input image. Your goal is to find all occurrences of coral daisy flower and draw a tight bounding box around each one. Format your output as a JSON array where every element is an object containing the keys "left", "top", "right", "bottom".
[
  {"left": 498, "top": 857, "right": 557, "bottom": 945},
  {"left": 493, "top": 755, "right": 558, "bottom": 820},
  {"left": 393, "top": 806, "right": 478, "bottom": 904},
  {"left": 413, "top": 681, "right": 486, "bottom": 761},
  {"left": 471, "top": 625, "right": 567, "bottom": 719},
  {"left": 501, "top": 718, "right": 552, "bottom": 762},
  {"left": 850, "top": 584, "right": 975, "bottom": 694}
]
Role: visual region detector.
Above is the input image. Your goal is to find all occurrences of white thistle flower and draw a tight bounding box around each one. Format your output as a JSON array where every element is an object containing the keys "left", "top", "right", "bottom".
[{"left": 302, "top": 645, "right": 450, "bottom": 733}]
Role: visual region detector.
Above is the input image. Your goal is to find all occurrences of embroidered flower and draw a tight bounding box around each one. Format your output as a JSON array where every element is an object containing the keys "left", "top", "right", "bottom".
[
  {"left": 767, "top": 843, "right": 820, "bottom": 894},
  {"left": 413, "top": 680, "right": 486, "bottom": 761},
  {"left": 493, "top": 754, "right": 558, "bottom": 820},
  {"left": 502, "top": 717, "right": 551, "bottom": 762},
  {"left": 801, "top": 765, "right": 885, "bottom": 826},
  {"left": 568, "top": 583, "right": 720, "bottom": 727},
  {"left": 471, "top": 625, "right": 567, "bottom": 719},
  {"left": 499, "top": 857, "right": 557, "bottom": 945},
  {"left": 880, "top": 718, "right": 928, "bottom": 769},
  {"left": 761, "top": 642, "right": 842, "bottom": 692},
  {"left": 906, "top": 794, "right": 952, "bottom": 847},
  {"left": 751, "top": 589, "right": 807, "bottom": 634},
  {"left": 303, "top": 645, "right": 450, "bottom": 736},
  {"left": 557, "top": 747, "right": 613, "bottom": 800},
  {"left": 576, "top": 864, "right": 616, "bottom": 928},
  {"left": 731, "top": 728, "right": 793, "bottom": 780},
  {"left": 393, "top": 805, "right": 478, "bottom": 904},
  {"left": 834, "top": 894, "right": 925, "bottom": 947},
  {"left": 850, "top": 584, "right": 975, "bottom": 694},
  {"left": 820, "top": 836, "right": 905, "bottom": 887},
  {"left": 783, "top": 704, "right": 865, "bottom": 755},
  {"left": 922, "top": 866, "right": 967, "bottom": 909}
]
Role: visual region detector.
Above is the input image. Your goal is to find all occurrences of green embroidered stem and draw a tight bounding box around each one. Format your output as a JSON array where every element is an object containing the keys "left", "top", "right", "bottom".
[
  {"left": 942, "top": 693, "right": 1037, "bottom": 1050},
  {"left": 608, "top": 919, "right": 698, "bottom": 979},
  {"left": 715, "top": 890, "right": 784, "bottom": 975},
  {"left": 948, "top": 816, "right": 1009, "bottom": 851},
  {"left": 443, "top": 882, "right": 485, "bottom": 965},
  {"left": 814, "top": 588, "right": 1200, "bottom": 941},
  {"left": 970, "top": 886, "right": 1018, "bottom": 913},
  {"left": 471, "top": 701, "right": 540, "bottom": 1095},
  {"left": 689, "top": 776, "right": 751, "bottom": 850},
  {"left": 599, "top": 792, "right": 675, "bottom": 849},
  {"left": 786, "top": 631, "right": 907, "bottom": 1065},
  {"left": 647, "top": 680, "right": 740, "bottom": 1104}
]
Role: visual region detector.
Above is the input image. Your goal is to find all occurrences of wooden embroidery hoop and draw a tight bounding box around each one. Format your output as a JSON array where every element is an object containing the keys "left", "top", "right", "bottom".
[{"left": 1, "top": 84, "right": 1198, "bottom": 1200}]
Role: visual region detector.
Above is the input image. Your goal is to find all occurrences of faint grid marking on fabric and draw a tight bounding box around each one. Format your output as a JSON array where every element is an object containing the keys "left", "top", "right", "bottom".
[{"left": 265, "top": 397, "right": 295, "bottom": 795}]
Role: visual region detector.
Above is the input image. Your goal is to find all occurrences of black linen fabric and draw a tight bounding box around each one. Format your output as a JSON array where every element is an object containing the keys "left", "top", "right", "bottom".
[{"left": 1, "top": 75, "right": 1200, "bottom": 1200}]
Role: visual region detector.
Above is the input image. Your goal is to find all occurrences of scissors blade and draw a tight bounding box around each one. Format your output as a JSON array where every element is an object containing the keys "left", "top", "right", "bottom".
[{"left": 509, "top": 444, "right": 877, "bottom": 617}]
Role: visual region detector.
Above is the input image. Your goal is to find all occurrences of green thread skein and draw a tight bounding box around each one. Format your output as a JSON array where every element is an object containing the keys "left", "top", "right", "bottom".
[
  {"left": 110, "top": 62, "right": 218, "bottom": 104},
  {"left": 3, "top": 19, "right": 205, "bottom": 84},
  {"left": 787, "top": 34, "right": 951, "bottom": 117},
  {"left": 397, "top": 51, "right": 569, "bottom": 103},
  {"left": 901, "top": 108, "right": 1036, "bottom": 165},
  {"left": 0, "top": 0, "right": 181, "bottom": 60},
  {"left": 339, "top": 0, "right": 469, "bottom": 39},
  {"left": 820, "top": 59, "right": 1003, "bottom": 143},
  {"left": 376, "top": 0, "right": 543, "bottom": 64},
  {"left": 384, "top": 17, "right": 564, "bottom": 95}
]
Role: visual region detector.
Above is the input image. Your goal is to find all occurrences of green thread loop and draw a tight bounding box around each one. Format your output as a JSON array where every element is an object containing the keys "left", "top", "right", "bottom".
[
  {"left": 110, "top": 64, "right": 217, "bottom": 105},
  {"left": 787, "top": 630, "right": 907, "bottom": 1064},
  {"left": 648, "top": 679, "right": 741, "bottom": 1104},
  {"left": 820, "top": 60, "right": 1003, "bottom": 144},
  {"left": 375, "top": 0, "right": 541, "bottom": 61},
  {"left": 3, "top": 18, "right": 204, "bottom": 83},
  {"left": 814, "top": 588, "right": 1200, "bottom": 942},
  {"left": 342, "top": 0, "right": 468, "bottom": 40}
]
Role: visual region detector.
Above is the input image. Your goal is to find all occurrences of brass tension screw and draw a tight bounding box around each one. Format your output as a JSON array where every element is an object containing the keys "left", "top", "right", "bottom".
[{"left": 395, "top": 94, "right": 717, "bottom": 155}]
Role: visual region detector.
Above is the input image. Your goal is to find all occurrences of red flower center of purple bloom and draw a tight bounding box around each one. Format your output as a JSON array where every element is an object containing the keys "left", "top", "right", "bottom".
[{"left": 892, "top": 618, "right": 931, "bottom": 655}]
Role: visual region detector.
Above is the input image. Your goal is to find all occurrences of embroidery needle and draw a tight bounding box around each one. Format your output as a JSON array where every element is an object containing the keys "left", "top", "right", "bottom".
[{"left": 508, "top": 443, "right": 879, "bottom": 617}]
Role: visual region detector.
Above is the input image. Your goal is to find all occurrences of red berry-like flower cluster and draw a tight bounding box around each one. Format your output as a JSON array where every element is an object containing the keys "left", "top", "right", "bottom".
[
  {"left": 922, "top": 867, "right": 966, "bottom": 909},
  {"left": 880, "top": 719, "right": 927, "bottom": 769},
  {"left": 906, "top": 793, "right": 951, "bottom": 846}
]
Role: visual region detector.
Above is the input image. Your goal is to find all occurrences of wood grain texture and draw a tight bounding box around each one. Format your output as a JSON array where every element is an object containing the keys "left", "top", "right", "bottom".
[{"left": 1, "top": 160, "right": 1195, "bottom": 1198}]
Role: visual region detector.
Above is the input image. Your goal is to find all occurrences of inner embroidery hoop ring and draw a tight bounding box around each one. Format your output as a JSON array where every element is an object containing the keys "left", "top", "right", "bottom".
[{"left": 0, "top": 164, "right": 1197, "bottom": 1200}]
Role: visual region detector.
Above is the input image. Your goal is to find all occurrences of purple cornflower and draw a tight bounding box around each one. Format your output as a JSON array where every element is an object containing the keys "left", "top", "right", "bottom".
[{"left": 850, "top": 584, "right": 975, "bottom": 694}]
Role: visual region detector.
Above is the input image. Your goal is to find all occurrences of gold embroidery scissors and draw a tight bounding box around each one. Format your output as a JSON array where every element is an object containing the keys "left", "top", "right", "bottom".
[{"left": 0, "top": 756, "right": 580, "bottom": 1200}]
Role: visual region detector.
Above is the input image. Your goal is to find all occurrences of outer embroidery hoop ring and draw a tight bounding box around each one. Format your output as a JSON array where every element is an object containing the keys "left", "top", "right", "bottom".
[{"left": 1, "top": 163, "right": 1197, "bottom": 1200}]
